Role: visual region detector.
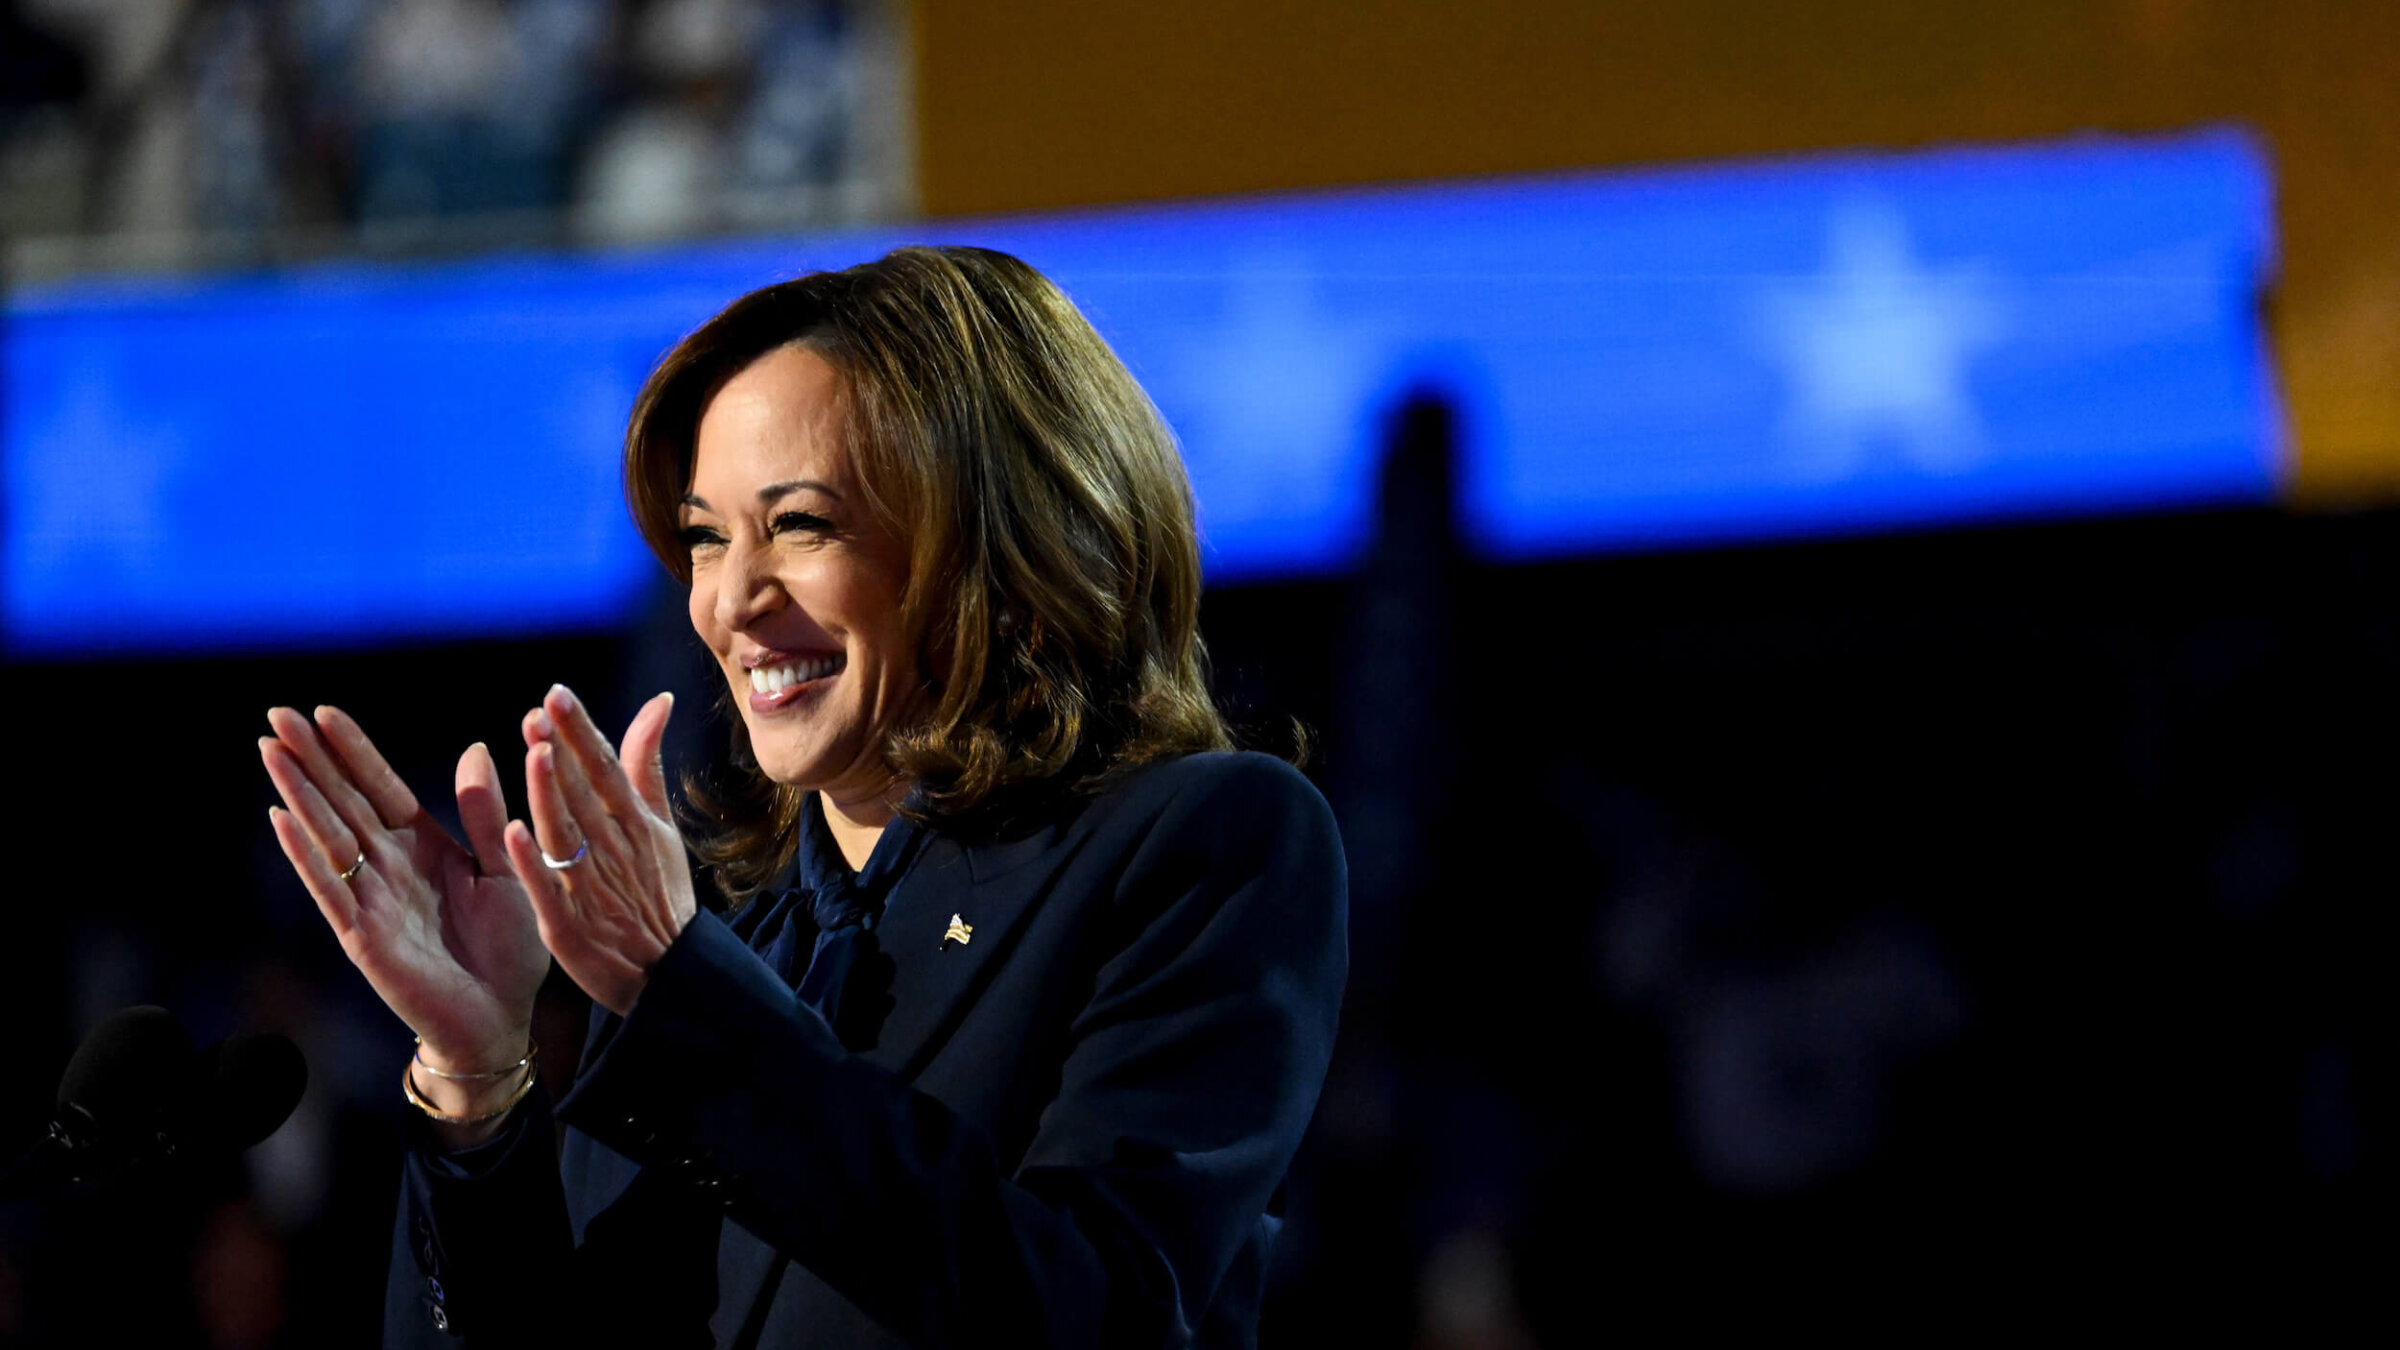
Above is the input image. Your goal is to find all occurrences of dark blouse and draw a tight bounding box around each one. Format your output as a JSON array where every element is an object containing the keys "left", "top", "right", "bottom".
[{"left": 734, "top": 790, "right": 930, "bottom": 1044}]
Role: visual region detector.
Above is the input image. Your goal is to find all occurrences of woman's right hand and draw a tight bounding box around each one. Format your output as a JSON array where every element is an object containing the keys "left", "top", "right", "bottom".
[{"left": 261, "top": 706, "right": 550, "bottom": 1086}]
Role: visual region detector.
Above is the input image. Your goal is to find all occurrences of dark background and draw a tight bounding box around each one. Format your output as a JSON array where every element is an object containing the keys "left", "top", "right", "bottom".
[{"left": 4, "top": 394, "right": 2387, "bottom": 1341}]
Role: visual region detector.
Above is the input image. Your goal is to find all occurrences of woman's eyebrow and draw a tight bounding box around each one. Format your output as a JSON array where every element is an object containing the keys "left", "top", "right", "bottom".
[
  {"left": 679, "top": 480, "right": 843, "bottom": 514},
  {"left": 758, "top": 478, "right": 842, "bottom": 504}
]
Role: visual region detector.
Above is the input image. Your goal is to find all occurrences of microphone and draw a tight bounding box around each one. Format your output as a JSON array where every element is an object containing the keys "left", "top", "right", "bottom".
[
  {"left": 45, "top": 1005, "right": 192, "bottom": 1177},
  {"left": 4, "top": 1006, "right": 309, "bottom": 1195},
  {"left": 191, "top": 1030, "right": 310, "bottom": 1152}
]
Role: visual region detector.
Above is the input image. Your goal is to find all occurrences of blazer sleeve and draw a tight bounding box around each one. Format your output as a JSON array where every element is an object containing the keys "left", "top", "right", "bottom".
[
  {"left": 381, "top": 1079, "right": 724, "bottom": 1346},
  {"left": 556, "top": 754, "right": 1348, "bottom": 1347},
  {"left": 382, "top": 1091, "right": 560, "bottom": 1345}
]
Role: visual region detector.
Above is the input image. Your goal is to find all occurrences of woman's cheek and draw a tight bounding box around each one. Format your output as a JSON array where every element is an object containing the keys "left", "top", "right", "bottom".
[{"left": 687, "top": 576, "right": 722, "bottom": 646}]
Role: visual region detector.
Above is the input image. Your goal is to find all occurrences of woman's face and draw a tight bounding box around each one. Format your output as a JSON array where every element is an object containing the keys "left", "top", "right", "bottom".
[{"left": 682, "top": 345, "right": 917, "bottom": 802}]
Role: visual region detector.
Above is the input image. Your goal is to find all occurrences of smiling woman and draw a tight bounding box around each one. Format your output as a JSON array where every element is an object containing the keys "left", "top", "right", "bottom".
[
  {"left": 675, "top": 346, "right": 919, "bottom": 846},
  {"left": 626, "top": 246, "right": 1240, "bottom": 898},
  {"left": 259, "top": 245, "right": 1346, "bottom": 1347}
]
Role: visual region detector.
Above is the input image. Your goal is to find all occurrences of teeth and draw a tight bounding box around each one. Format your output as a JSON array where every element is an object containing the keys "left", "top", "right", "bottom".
[{"left": 747, "top": 655, "right": 843, "bottom": 694}]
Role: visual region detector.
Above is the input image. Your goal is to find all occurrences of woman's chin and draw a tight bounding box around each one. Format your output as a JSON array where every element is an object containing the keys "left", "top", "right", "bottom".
[
  {"left": 754, "top": 754, "right": 829, "bottom": 790},
  {"left": 751, "top": 740, "right": 866, "bottom": 795}
]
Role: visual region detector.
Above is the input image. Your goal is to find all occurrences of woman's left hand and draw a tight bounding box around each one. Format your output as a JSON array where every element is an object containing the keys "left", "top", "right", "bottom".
[{"left": 503, "top": 685, "right": 696, "bottom": 1016}]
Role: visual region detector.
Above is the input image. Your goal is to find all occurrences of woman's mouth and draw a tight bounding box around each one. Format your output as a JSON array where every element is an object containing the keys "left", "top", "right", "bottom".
[{"left": 746, "top": 652, "right": 845, "bottom": 711}]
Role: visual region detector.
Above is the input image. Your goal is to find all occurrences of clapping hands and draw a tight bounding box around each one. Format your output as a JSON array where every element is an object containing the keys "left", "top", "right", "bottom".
[
  {"left": 261, "top": 685, "right": 696, "bottom": 1089},
  {"left": 504, "top": 685, "right": 695, "bottom": 1018},
  {"left": 262, "top": 705, "right": 547, "bottom": 1075}
]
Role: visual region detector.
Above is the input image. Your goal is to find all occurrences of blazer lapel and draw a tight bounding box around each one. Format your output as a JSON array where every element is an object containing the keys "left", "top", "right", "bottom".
[{"left": 862, "top": 821, "right": 1071, "bottom": 1080}]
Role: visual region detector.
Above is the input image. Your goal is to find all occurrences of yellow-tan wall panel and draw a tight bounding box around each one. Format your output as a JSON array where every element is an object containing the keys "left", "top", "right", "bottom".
[{"left": 914, "top": 0, "right": 2400, "bottom": 503}]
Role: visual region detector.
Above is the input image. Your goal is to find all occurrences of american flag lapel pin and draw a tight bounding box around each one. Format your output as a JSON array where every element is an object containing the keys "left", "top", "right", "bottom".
[{"left": 943, "top": 913, "right": 973, "bottom": 948}]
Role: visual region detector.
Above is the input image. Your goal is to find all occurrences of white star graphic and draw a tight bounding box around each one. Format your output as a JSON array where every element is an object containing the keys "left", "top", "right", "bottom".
[
  {"left": 10, "top": 366, "right": 188, "bottom": 588},
  {"left": 1161, "top": 250, "right": 1392, "bottom": 551},
  {"left": 1757, "top": 199, "right": 2008, "bottom": 480}
]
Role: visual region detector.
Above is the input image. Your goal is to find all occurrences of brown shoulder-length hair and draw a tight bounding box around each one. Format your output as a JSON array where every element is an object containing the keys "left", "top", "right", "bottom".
[{"left": 625, "top": 245, "right": 1231, "bottom": 901}]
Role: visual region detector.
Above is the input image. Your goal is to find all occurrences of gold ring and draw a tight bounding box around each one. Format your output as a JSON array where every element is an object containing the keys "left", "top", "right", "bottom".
[{"left": 339, "top": 850, "right": 367, "bottom": 882}]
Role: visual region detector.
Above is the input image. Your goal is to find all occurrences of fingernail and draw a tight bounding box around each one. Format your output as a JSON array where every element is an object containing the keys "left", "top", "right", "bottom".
[
  {"left": 659, "top": 691, "right": 675, "bottom": 710},
  {"left": 550, "top": 683, "right": 576, "bottom": 709},
  {"left": 530, "top": 710, "right": 553, "bottom": 737}
]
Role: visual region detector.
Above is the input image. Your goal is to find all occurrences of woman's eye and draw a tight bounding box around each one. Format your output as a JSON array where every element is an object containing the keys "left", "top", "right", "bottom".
[
  {"left": 772, "top": 511, "right": 832, "bottom": 535},
  {"left": 679, "top": 524, "right": 725, "bottom": 551}
]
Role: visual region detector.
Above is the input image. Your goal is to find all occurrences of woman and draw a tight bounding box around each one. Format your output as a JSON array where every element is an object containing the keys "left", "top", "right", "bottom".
[{"left": 258, "top": 246, "right": 1347, "bottom": 1347}]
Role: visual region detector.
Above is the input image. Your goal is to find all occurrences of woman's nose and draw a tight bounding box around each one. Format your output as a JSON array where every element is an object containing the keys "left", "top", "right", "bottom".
[{"left": 715, "top": 536, "right": 783, "bottom": 631}]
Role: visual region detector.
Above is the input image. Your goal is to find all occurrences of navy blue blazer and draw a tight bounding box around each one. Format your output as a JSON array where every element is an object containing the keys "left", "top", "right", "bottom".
[{"left": 385, "top": 751, "right": 1347, "bottom": 1347}]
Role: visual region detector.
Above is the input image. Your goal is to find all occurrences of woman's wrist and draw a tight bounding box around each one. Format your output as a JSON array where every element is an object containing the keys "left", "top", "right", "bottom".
[
  {"left": 414, "top": 1026, "right": 534, "bottom": 1079},
  {"left": 409, "top": 1029, "right": 537, "bottom": 1149},
  {"left": 414, "top": 1034, "right": 534, "bottom": 1083}
]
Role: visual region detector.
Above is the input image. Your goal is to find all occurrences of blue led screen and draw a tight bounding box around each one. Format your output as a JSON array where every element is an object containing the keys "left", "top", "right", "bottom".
[{"left": 3, "top": 129, "right": 2280, "bottom": 655}]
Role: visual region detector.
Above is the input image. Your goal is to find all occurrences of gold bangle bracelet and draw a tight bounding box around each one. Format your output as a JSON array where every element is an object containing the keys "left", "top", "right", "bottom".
[
  {"left": 412, "top": 1035, "right": 537, "bottom": 1082},
  {"left": 403, "top": 1057, "right": 536, "bottom": 1126}
]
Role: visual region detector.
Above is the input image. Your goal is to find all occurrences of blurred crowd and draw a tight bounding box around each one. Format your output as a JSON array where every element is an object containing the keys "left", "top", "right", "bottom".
[{"left": 0, "top": 0, "right": 911, "bottom": 271}]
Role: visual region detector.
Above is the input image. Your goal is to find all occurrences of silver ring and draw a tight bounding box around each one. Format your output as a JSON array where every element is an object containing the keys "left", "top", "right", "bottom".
[
  {"left": 540, "top": 838, "right": 588, "bottom": 871},
  {"left": 338, "top": 850, "right": 367, "bottom": 882}
]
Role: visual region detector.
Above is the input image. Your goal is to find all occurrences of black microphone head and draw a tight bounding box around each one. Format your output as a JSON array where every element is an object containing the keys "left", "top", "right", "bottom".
[
  {"left": 57, "top": 1006, "right": 192, "bottom": 1139},
  {"left": 195, "top": 1032, "right": 308, "bottom": 1150}
]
